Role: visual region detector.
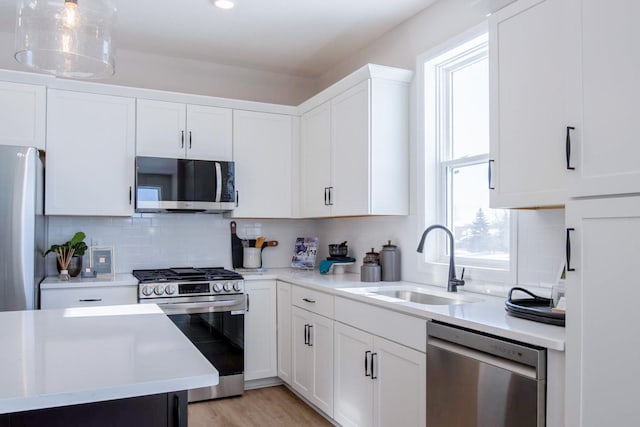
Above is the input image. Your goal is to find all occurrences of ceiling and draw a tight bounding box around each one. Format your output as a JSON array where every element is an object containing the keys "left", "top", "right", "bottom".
[{"left": 0, "top": 0, "right": 438, "bottom": 78}]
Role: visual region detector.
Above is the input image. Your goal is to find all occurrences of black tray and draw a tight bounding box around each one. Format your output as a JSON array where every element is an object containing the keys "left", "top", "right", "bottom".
[{"left": 505, "top": 287, "right": 565, "bottom": 327}]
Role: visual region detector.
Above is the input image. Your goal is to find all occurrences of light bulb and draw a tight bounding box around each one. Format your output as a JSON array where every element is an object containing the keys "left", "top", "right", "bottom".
[
  {"left": 213, "top": 0, "right": 235, "bottom": 10},
  {"left": 61, "top": 0, "right": 78, "bottom": 28}
]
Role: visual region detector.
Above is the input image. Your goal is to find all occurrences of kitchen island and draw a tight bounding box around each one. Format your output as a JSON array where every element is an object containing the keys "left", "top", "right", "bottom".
[{"left": 0, "top": 304, "right": 219, "bottom": 426}]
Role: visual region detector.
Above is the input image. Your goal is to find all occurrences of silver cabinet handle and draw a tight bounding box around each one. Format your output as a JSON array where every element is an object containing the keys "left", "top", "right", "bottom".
[{"left": 308, "top": 325, "right": 313, "bottom": 346}]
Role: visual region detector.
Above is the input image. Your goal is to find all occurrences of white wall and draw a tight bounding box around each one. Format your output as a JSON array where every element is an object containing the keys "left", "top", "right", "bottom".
[
  {"left": 46, "top": 215, "right": 319, "bottom": 275},
  {"left": 0, "top": 32, "right": 318, "bottom": 105},
  {"left": 317, "top": 0, "right": 488, "bottom": 90}
]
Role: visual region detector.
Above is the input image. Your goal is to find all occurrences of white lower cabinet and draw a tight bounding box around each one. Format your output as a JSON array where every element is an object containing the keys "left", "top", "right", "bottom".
[
  {"left": 334, "top": 322, "right": 426, "bottom": 427},
  {"left": 244, "top": 280, "right": 277, "bottom": 381},
  {"left": 276, "top": 281, "right": 292, "bottom": 384},
  {"left": 40, "top": 285, "right": 137, "bottom": 309},
  {"left": 291, "top": 306, "right": 334, "bottom": 417}
]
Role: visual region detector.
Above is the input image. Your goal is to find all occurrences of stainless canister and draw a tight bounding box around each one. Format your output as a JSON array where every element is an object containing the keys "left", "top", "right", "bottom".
[
  {"left": 361, "top": 263, "right": 381, "bottom": 282},
  {"left": 380, "top": 240, "right": 401, "bottom": 281}
]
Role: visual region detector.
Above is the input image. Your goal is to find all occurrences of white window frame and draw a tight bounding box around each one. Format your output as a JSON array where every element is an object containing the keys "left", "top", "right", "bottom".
[{"left": 416, "top": 23, "right": 517, "bottom": 286}]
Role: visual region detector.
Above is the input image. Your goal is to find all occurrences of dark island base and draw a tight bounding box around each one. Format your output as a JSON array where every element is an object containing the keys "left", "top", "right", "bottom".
[{"left": 1, "top": 390, "right": 187, "bottom": 427}]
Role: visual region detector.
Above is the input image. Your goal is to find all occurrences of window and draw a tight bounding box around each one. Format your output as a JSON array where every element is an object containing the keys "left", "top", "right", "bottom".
[{"left": 419, "top": 29, "right": 515, "bottom": 279}]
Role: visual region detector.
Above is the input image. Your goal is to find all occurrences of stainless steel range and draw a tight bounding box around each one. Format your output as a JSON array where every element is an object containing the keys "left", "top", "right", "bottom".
[{"left": 134, "top": 267, "right": 245, "bottom": 402}]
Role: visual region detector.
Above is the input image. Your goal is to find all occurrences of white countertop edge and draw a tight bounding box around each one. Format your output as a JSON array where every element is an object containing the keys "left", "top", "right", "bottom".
[
  {"left": 241, "top": 268, "right": 565, "bottom": 351},
  {"left": 0, "top": 373, "right": 219, "bottom": 415},
  {"left": 41, "top": 273, "right": 138, "bottom": 289}
]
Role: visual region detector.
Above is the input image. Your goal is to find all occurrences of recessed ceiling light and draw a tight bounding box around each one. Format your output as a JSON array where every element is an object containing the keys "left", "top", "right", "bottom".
[{"left": 213, "top": 0, "right": 235, "bottom": 10}]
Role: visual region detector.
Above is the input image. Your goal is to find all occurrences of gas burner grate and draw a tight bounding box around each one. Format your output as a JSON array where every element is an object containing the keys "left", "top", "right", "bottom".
[{"left": 133, "top": 267, "right": 243, "bottom": 283}]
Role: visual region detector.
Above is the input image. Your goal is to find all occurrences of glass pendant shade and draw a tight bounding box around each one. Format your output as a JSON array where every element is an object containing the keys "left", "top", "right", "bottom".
[{"left": 14, "top": 0, "right": 117, "bottom": 79}]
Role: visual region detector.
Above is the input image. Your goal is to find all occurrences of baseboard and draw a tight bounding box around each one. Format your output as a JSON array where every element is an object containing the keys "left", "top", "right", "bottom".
[{"left": 244, "top": 377, "right": 283, "bottom": 390}]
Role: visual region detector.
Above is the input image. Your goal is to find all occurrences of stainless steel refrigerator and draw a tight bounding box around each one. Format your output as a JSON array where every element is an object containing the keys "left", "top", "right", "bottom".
[{"left": 0, "top": 145, "right": 46, "bottom": 311}]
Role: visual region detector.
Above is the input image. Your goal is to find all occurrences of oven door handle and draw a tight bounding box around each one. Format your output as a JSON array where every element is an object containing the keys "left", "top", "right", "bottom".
[{"left": 158, "top": 300, "right": 245, "bottom": 315}]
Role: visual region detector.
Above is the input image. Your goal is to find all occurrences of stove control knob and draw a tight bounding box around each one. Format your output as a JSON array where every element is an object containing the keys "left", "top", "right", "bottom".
[
  {"left": 233, "top": 282, "right": 242, "bottom": 292},
  {"left": 223, "top": 282, "right": 232, "bottom": 292},
  {"left": 154, "top": 285, "right": 165, "bottom": 295},
  {"left": 141, "top": 286, "right": 153, "bottom": 296},
  {"left": 165, "top": 284, "right": 176, "bottom": 295},
  {"left": 212, "top": 282, "right": 223, "bottom": 293}
]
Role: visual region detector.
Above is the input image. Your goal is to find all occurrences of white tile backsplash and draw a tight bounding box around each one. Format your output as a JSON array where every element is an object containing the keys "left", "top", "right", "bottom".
[
  {"left": 46, "top": 214, "right": 319, "bottom": 275},
  {"left": 46, "top": 210, "right": 564, "bottom": 298}
]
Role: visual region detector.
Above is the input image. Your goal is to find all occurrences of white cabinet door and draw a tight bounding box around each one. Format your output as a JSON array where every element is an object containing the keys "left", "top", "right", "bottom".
[
  {"left": 373, "top": 336, "right": 426, "bottom": 427},
  {"left": 0, "top": 81, "right": 45, "bottom": 149},
  {"left": 291, "top": 306, "right": 313, "bottom": 396},
  {"left": 334, "top": 322, "right": 374, "bottom": 427},
  {"left": 300, "top": 102, "right": 332, "bottom": 217},
  {"left": 489, "top": 0, "right": 569, "bottom": 208},
  {"left": 331, "top": 80, "right": 370, "bottom": 216},
  {"left": 291, "top": 306, "right": 334, "bottom": 417},
  {"left": 565, "top": 197, "right": 640, "bottom": 427},
  {"left": 186, "top": 104, "right": 233, "bottom": 161},
  {"left": 244, "top": 280, "right": 277, "bottom": 381},
  {"left": 232, "top": 110, "right": 293, "bottom": 217},
  {"left": 136, "top": 99, "right": 186, "bottom": 158},
  {"left": 567, "top": 0, "right": 640, "bottom": 197},
  {"left": 276, "top": 281, "right": 292, "bottom": 384},
  {"left": 310, "top": 312, "right": 334, "bottom": 417},
  {"left": 46, "top": 90, "right": 135, "bottom": 216}
]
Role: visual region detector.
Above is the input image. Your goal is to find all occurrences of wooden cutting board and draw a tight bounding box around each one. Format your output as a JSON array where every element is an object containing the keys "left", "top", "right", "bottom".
[{"left": 230, "top": 221, "right": 243, "bottom": 269}]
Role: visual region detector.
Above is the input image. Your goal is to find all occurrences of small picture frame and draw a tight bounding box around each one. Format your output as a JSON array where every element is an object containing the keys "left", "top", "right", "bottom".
[{"left": 90, "top": 246, "right": 114, "bottom": 278}]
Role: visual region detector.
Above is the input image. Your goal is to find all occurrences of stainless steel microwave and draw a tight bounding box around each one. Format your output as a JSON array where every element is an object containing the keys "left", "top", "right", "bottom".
[{"left": 135, "top": 156, "right": 235, "bottom": 213}]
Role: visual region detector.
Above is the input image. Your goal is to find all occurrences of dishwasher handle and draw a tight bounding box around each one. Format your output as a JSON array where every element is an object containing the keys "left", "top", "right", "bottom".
[{"left": 428, "top": 337, "right": 537, "bottom": 380}]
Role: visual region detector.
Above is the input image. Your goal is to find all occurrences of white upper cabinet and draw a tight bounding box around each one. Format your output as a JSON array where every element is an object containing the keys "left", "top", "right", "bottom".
[
  {"left": 298, "top": 67, "right": 410, "bottom": 218},
  {"left": 300, "top": 102, "right": 332, "bottom": 217},
  {"left": 0, "top": 81, "right": 45, "bottom": 149},
  {"left": 186, "top": 104, "right": 233, "bottom": 161},
  {"left": 489, "top": 0, "right": 570, "bottom": 208},
  {"left": 136, "top": 99, "right": 232, "bottom": 161},
  {"left": 231, "top": 110, "right": 294, "bottom": 218},
  {"left": 331, "top": 81, "right": 371, "bottom": 216},
  {"left": 46, "top": 90, "right": 135, "bottom": 216},
  {"left": 567, "top": 0, "right": 640, "bottom": 197}
]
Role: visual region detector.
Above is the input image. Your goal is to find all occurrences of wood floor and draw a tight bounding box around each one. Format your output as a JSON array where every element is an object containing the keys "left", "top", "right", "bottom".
[{"left": 188, "top": 385, "right": 332, "bottom": 427}]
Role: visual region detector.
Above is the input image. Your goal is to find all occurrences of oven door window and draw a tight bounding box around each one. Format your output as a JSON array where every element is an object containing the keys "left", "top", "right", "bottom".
[{"left": 167, "top": 311, "right": 244, "bottom": 376}]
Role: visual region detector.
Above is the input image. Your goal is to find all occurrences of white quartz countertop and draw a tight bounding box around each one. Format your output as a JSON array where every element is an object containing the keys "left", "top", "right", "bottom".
[
  {"left": 0, "top": 304, "right": 219, "bottom": 414},
  {"left": 242, "top": 268, "right": 565, "bottom": 351},
  {"left": 41, "top": 273, "right": 138, "bottom": 289}
]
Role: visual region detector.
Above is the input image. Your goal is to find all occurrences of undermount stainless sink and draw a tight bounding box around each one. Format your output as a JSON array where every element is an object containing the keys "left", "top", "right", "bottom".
[{"left": 372, "top": 289, "right": 477, "bottom": 306}]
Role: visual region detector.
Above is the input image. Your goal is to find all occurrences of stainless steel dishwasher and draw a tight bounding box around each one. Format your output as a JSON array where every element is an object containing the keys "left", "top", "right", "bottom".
[{"left": 426, "top": 321, "right": 546, "bottom": 427}]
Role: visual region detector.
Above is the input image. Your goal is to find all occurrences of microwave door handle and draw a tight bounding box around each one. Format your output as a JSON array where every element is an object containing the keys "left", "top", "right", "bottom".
[{"left": 215, "top": 162, "right": 222, "bottom": 203}]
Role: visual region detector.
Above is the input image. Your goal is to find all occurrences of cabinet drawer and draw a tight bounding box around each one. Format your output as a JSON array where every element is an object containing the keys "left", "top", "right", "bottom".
[
  {"left": 41, "top": 286, "right": 138, "bottom": 309},
  {"left": 291, "top": 285, "right": 334, "bottom": 318},
  {"left": 334, "top": 297, "right": 426, "bottom": 352}
]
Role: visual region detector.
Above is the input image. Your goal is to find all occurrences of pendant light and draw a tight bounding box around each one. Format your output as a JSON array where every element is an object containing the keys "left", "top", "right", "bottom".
[{"left": 14, "top": 0, "right": 117, "bottom": 79}]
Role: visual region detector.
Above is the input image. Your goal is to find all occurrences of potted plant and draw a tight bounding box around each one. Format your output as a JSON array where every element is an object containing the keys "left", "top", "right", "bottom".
[{"left": 45, "top": 232, "right": 88, "bottom": 279}]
